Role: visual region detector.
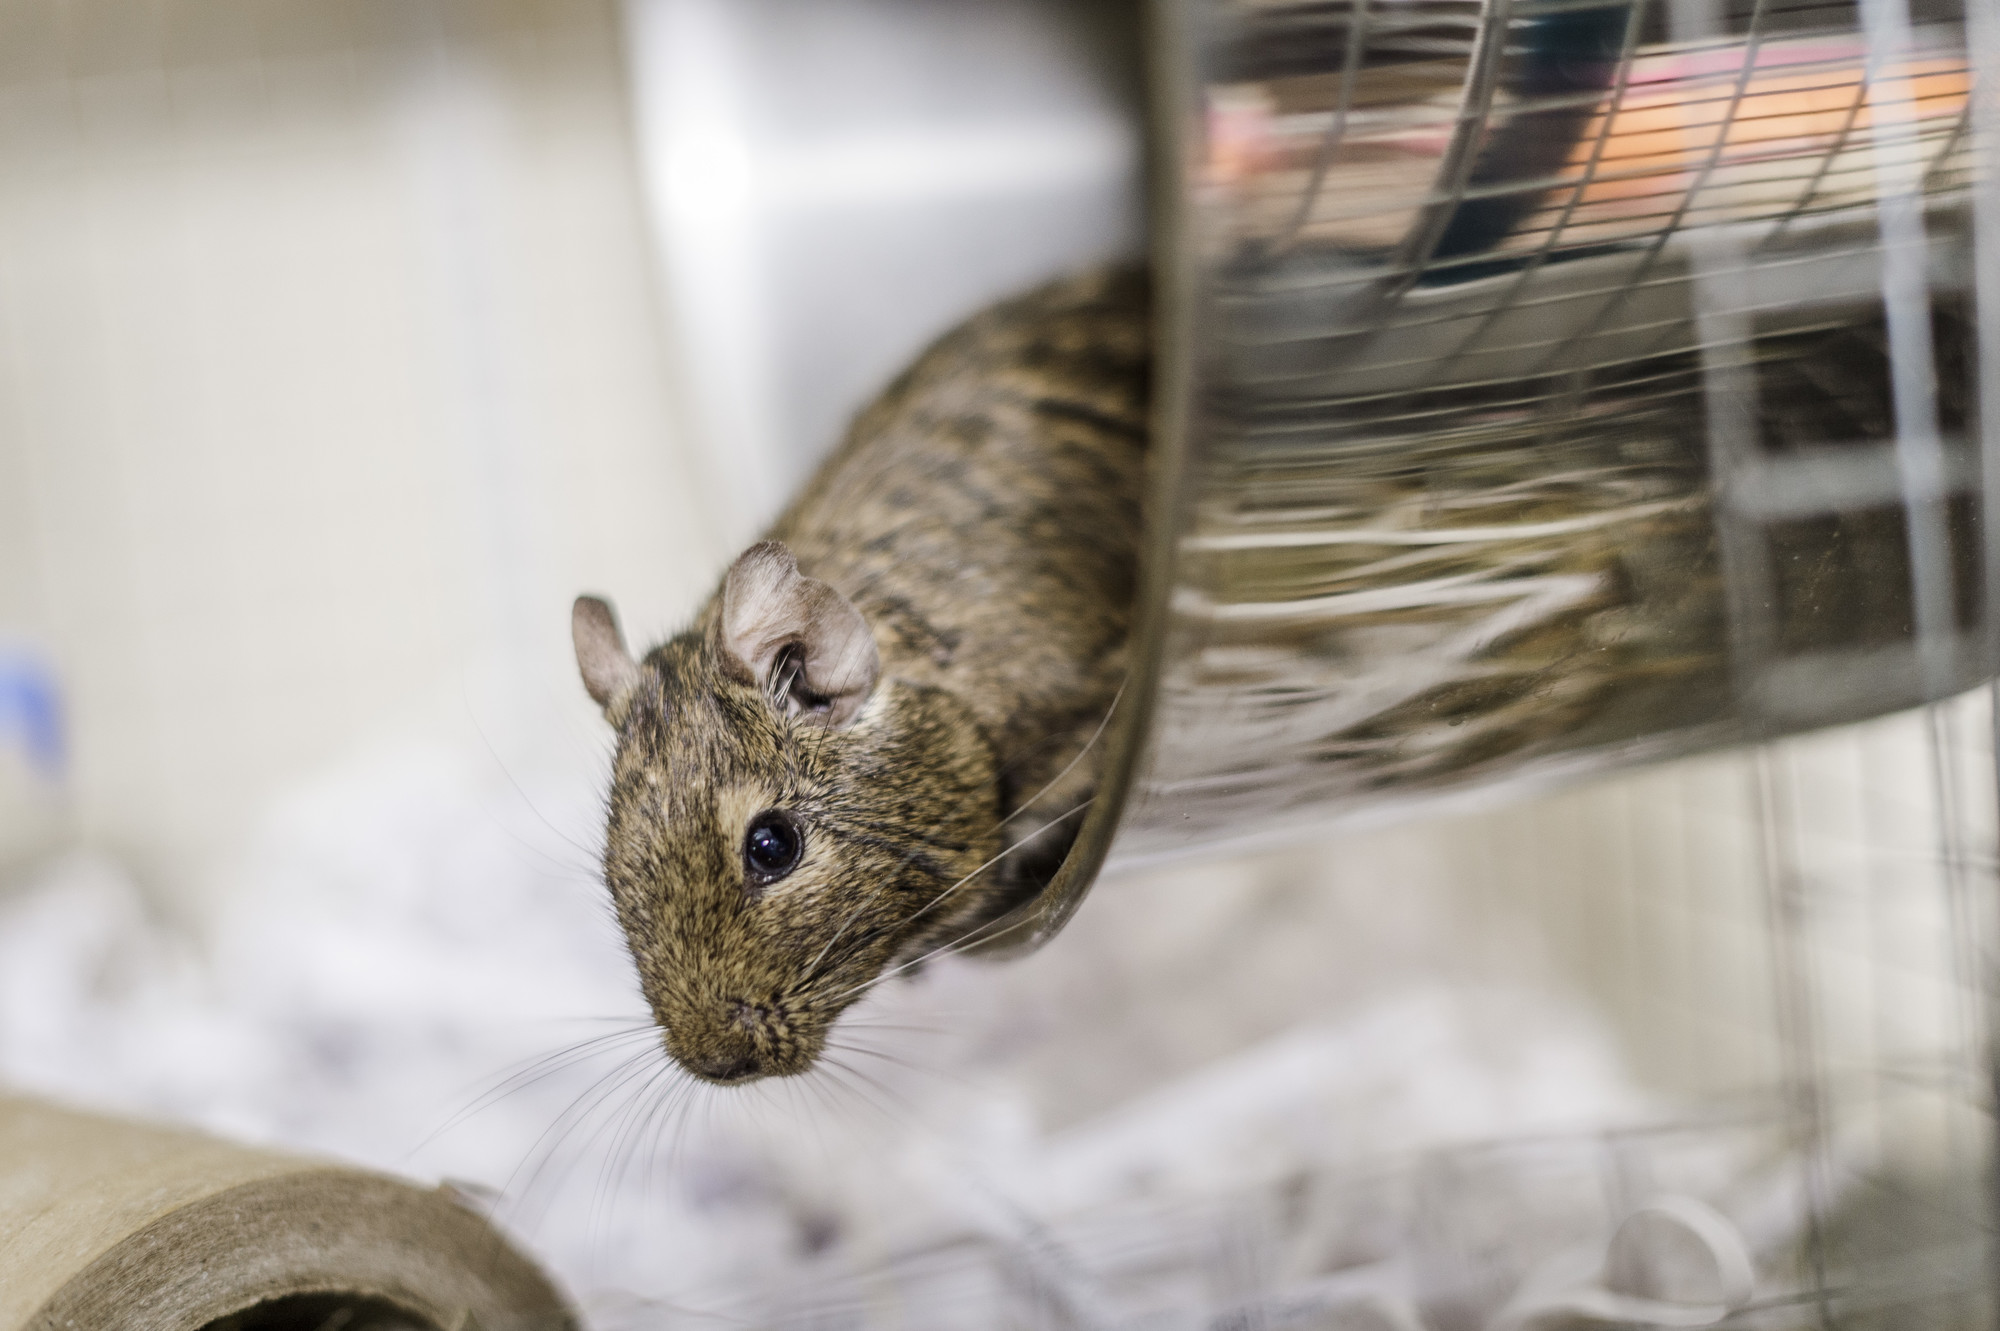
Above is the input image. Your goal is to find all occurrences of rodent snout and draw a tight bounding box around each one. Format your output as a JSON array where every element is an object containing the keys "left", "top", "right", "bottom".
[
  {"left": 685, "top": 1050, "right": 762, "bottom": 1083},
  {"left": 666, "top": 996, "right": 818, "bottom": 1084},
  {"left": 673, "top": 1028, "right": 767, "bottom": 1084}
]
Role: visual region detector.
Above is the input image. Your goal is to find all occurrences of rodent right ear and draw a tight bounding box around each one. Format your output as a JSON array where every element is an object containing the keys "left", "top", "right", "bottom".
[
  {"left": 720, "top": 541, "right": 881, "bottom": 727},
  {"left": 572, "top": 595, "right": 641, "bottom": 720}
]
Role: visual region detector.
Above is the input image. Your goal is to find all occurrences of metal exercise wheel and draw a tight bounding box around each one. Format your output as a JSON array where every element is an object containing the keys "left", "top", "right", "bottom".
[{"left": 1022, "top": 0, "right": 1996, "bottom": 944}]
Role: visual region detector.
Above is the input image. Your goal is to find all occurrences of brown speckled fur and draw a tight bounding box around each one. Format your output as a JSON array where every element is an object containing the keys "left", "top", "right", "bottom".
[{"left": 594, "top": 268, "right": 1149, "bottom": 1084}]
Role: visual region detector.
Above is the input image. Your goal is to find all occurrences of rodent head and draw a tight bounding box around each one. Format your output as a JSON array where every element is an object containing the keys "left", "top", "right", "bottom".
[{"left": 574, "top": 543, "right": 1003, "bottom": 1086}]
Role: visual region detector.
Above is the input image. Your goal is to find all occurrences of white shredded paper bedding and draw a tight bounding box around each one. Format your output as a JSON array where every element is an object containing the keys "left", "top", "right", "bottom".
[{"left": 0, "top": 718, "right": 1681, "bottom": 1327}]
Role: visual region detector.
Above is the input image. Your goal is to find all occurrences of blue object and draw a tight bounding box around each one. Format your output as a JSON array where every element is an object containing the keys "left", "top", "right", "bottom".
[{"left": 0, "top": 649, "right": 65, "bottom": 780}]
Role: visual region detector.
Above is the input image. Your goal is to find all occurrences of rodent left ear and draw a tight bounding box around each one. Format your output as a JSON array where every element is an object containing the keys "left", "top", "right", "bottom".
[
  {"left": 573, "top": 595, "right": 641, "bottom": 722},
  {"left": 720, "top": 541, "right": 880, "bottom": 727}
]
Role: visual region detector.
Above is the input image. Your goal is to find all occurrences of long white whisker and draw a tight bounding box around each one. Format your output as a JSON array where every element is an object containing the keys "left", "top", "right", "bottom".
[
  {"left": 827, "top": 798, "right": 1094, "bottom": 1003},
  {"left": 798, "top": 684, "right": 1122, "bottom": 1005},
  {"left": 995, "top": 679, "right": 1124, "bottom": 831},
  {"left": 906, "top": 797, "right": 1092, "bottom": 931},
  {"left": 416, "top": 1025, "right": 661, "bottom": 1153},
  {"left": 802, "top": 906, "right": 865, "bottom": 982}
]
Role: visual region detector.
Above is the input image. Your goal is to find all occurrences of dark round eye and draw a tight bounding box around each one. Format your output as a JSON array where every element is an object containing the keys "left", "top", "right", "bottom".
[{"left": 743, "top": 810, "right": 804, "bottom": 883}]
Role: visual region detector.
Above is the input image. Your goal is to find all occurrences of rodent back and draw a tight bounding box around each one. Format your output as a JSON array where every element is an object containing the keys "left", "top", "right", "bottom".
[{"left": 769, "top": 265, "right": 1152, "bottom": 810}]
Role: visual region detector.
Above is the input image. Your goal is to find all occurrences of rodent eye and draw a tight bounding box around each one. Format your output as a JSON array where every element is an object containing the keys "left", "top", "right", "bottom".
[{"left": 743, "top": 810, "right": 804, "bottom": 884}]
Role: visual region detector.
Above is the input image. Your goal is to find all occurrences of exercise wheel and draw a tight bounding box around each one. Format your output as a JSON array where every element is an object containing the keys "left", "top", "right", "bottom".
[{"left": 1022, "top": 0, "right": 1997, "bottom": 944}]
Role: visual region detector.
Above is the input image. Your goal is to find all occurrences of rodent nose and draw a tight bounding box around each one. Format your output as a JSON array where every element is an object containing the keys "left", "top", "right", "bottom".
[{"left": 687, "top": 1052, "right": 761, "bottom": 1083}]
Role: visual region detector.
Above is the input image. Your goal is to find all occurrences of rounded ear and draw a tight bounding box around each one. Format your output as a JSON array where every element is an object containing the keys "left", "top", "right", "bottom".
[
  {"left": 719, "top": 541, "right": 880, "bottom": 727},
  {"left": 573, "top": 595, "right": 641, "bottom": 720}
]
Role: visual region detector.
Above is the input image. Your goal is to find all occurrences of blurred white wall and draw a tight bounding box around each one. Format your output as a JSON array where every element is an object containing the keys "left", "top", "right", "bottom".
[
  {"left": 0, "top": 0, "right": 728, "bottom": 903},
  {"left": 622, "top": 0, "right": 1145, "bottom": 543}
]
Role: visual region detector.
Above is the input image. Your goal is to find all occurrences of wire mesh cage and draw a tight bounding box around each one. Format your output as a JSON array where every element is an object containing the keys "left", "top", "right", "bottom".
[{"left": 1042, "top": 0, "right": 1999, "bottom": 889}]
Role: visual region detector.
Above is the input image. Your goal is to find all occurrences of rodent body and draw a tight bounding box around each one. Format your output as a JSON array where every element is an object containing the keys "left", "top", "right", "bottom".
[{"left": 573, "top": 268, "right": 1150, "bottom": 1084}]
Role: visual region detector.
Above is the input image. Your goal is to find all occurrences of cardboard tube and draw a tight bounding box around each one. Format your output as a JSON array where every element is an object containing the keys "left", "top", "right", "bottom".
[{"left": 0, "top": 1095, "right": 575, "bottom": 1331}]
